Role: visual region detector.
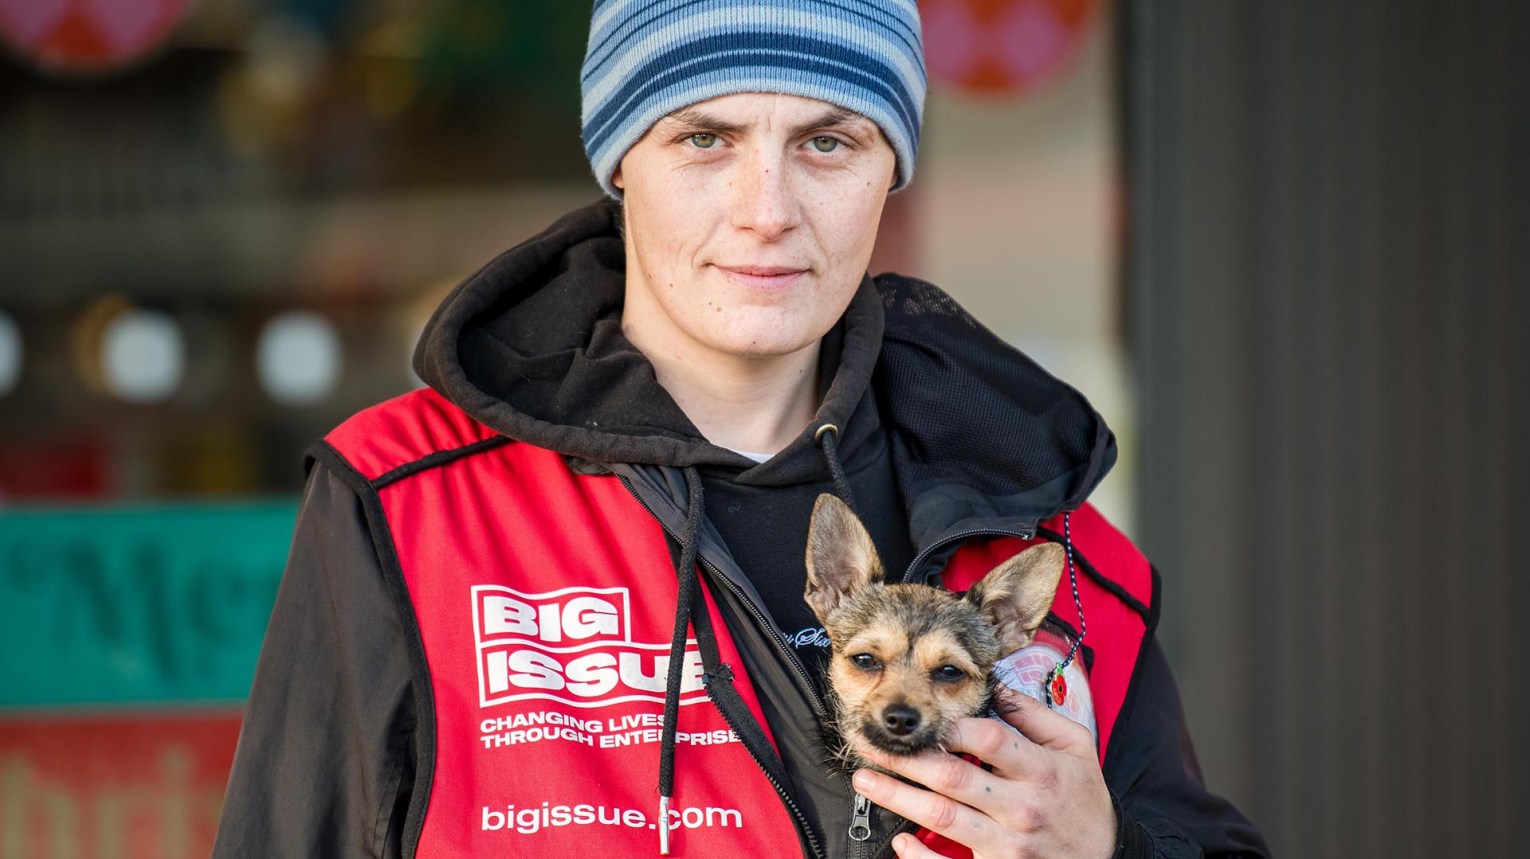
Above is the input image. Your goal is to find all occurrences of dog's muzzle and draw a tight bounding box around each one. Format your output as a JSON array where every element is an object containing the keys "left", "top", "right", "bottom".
[{"left": 859, "top": 708, "right": 942, "bottom": 755}]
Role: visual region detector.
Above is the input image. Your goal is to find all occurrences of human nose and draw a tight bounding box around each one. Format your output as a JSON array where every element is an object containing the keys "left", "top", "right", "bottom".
[{"left": 730, "top": 149, "right": 800, "bottom": 240}]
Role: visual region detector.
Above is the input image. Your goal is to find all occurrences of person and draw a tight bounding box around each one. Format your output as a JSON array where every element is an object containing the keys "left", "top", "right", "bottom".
[{"left": 214, "top": 2, "right": 1269, "bottom": 857}]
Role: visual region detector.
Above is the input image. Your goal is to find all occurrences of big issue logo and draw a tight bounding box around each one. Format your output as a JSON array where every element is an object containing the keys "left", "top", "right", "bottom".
[{"left": 473, "top": 585, "right": 708, "bottom": 709}]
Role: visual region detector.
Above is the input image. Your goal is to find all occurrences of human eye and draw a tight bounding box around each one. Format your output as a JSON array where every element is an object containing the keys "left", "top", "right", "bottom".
[
  {"left": 687, "top": 132, "right": 720, "bottom": 149},
  {"left": 808, "top": 135, "right": 842, "bottom": 153}
]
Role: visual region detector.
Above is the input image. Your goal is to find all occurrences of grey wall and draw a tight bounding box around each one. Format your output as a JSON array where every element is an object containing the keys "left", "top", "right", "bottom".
[{"left": 1123, "top": 1, "right": 1529, "bottom": 855}]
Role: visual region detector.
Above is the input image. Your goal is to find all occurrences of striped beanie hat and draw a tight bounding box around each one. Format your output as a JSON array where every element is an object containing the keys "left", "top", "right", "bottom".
[{"left": 580, "top": 0, "right": 926, "bottom": 198}]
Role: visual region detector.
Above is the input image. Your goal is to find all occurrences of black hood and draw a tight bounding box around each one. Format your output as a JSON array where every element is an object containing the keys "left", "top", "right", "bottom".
[
  {"left": 413, "top": 199, "right": 1115, "bottom": 536},
  {"left": 872, "top": 275, "right": 1117, "bottom": 546},
  {"left": 413, "top": 199, "right": 882, "bottom": 475}
]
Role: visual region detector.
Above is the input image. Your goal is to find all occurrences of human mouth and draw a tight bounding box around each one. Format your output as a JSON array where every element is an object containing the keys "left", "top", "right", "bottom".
[{"left": 715, "top": 264, "right": 810, "bottom": 289}]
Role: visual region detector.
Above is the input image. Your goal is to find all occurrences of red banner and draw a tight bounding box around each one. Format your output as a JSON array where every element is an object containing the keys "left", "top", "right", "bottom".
[{"left": 0, "top": 711, "right": 242, "bottom": 858}]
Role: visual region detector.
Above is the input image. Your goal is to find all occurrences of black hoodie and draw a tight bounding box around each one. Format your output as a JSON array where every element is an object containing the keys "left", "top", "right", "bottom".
[{"left": 214, "top": 200, "right": 1269, "bottom": 858}]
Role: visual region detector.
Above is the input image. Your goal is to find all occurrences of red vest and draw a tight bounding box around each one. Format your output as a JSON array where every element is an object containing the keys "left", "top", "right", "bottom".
[{"left": 327, "top": 389, "right": 1153, "bottom": 858}]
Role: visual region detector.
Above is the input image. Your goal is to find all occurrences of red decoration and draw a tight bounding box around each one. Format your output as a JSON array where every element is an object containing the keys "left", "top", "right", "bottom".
[
  {"left": 920, "top": 0, "right": 1100, "bottom": 97},
  {"left": 0, "top": 0, "right": 192, "bottom": 74},
  {"left": 1048, "top": 669, "right": 1069, "bottom": 706}
]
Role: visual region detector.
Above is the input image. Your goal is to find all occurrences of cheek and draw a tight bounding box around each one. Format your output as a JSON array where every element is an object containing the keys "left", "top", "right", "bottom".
[
  {"left": 811, "top": 186, "right": 887, "bottom": 265},
  {"left": 627, "top": 198, "right": 687, "bottom": 265},
  {"left": 624, "top": 173, "right": 718, "bottom": 272}
]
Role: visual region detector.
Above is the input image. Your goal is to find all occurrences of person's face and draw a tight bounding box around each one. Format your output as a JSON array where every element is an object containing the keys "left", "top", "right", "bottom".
[{"left": 614, "top": 92, "right": 897, "bottom": 363}]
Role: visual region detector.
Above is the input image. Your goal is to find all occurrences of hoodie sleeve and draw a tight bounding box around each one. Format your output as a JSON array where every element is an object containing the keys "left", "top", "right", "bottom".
[
  {"left": 213, "top": 462, "right": 418, "bottom": 859},
  {"left": 1106, "top": 638, "right": 1271, "bottom": 859}
]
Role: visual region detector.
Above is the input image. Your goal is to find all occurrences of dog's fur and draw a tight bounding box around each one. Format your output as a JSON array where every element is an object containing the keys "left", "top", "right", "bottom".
[{"left": 804, "top": 494, "right": 1065, "bottom": 768}]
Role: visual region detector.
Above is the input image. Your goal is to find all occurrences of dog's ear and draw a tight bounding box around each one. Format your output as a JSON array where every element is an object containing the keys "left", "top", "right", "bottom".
[
  {"left": 966, "top": 542, "right": 1065, "bottom": 653},
  {"left": 804, "top": 493, "right": 884, "bottom": 624}
]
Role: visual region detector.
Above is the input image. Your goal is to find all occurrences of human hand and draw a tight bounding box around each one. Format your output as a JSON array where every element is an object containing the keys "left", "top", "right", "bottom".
[{"left": 850, "top": 688, "right": 1116, "bottom": 859}]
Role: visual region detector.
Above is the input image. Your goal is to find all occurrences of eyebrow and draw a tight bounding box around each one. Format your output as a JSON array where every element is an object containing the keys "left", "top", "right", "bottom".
[{"left": 660, "top": 105, "right": 870, "bottom": 138}]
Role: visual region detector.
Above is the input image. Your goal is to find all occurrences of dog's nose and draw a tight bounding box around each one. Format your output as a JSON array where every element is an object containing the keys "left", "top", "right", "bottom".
[{"left": 882, "top": 705, "right": 921, "bottom": 736}]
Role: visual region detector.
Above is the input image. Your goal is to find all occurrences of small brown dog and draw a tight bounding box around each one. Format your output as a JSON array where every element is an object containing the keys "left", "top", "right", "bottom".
[{"left": 804, "top": 493, "right": 1065, "bottom": 766}]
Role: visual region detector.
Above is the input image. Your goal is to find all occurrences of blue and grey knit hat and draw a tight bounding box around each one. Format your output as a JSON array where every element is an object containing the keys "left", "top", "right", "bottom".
[{"left": 580, "top": 0, "right": 926, "bottom": 198}]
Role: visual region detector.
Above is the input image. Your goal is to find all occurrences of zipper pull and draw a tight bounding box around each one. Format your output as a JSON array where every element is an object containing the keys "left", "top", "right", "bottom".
[{"left": 849, "top": 792, "right": 873, "bottom": 842}]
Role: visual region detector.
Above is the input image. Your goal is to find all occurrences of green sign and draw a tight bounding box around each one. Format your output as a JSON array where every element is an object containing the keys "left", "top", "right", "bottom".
[{"left": 0, "top": 502, "right": 297, "bottom": 708}]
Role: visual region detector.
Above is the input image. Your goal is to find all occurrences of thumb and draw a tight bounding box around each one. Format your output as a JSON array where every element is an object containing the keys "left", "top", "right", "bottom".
[{"left": 994, "top": 686, "right": 1094, "bottom": 753}]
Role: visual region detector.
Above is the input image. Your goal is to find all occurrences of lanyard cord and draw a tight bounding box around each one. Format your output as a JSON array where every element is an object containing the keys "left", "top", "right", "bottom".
[{"left": 1045, "top": 511, "right": 1086, "bottom": 707}]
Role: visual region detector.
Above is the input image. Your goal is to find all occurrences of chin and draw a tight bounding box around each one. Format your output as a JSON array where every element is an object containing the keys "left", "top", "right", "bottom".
[
  {"left": 699, "top": 326, "right": 823, "bottom": 360},
  {"left": 722, "top": 339, "right": 816, "bottom": 359}
]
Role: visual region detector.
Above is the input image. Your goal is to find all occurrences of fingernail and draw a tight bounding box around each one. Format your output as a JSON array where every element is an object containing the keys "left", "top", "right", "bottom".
[{"left": 852, "top": 769, "right": 874, "bottom": 792}]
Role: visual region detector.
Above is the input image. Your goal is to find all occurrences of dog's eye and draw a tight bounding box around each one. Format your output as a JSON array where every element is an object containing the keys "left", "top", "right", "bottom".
[
  {"left": 933, "top": 665, "right": 966, "bottom": 682},
  {"left": 849, "top": 653, "right": 882, "bottom": 671}
]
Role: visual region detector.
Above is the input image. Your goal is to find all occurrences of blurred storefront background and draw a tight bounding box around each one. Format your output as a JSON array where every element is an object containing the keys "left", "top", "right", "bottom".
[
  {"left": 3, "top": 0, "right": 1525, "bottom": 857},
  {"left": 0, "top": 1, "right": 1126, "bottom": 856}
]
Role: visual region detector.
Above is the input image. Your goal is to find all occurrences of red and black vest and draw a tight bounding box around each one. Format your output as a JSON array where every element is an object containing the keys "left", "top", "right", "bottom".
[{"left": 326, "top": 388, "right": 1154, "bottom": 858}]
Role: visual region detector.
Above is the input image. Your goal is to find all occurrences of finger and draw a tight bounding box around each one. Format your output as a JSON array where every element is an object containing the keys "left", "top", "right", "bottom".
[
  {"left": 852, "top": 767, "right": 998, "bottom": 850},
  {"left": 855, "top": 740, "right": 1012, "bottom": 814},
  {"left": 993, "top": 686, "right": 1095, "bottom": 753},
  {"left": 938, "top": 714, "right": 1053, "bottom": 783},
  {"left": 891, "top": 832, "right": 949, "bottom": 858}
]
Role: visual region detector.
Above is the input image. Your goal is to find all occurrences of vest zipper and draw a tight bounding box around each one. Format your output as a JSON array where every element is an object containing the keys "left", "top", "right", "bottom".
[
  {"left": 849, "top": 792, "right": 924, "bottom": 858},
  {"left": 903, "top": 524, "right": 1039, "bottom": 584},
  {"left": 848, "top": 792, "right": 874, "bottom": 844},
  {"left": 617, "top": 475, "right": 828, "bottom": 859}
]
